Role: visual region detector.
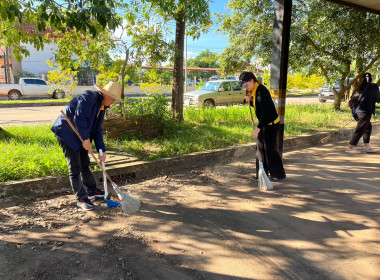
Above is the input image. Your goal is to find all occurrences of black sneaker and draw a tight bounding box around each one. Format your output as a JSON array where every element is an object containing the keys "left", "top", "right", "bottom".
[
  {"left": 88, "top": 189, "right": 105, "bottom": 200},
  {"left": 269, "top": 176, "right": 286, "bottom": 182},
  {"left": 77, "top": 197, "right": 95, "bottom": 211}
]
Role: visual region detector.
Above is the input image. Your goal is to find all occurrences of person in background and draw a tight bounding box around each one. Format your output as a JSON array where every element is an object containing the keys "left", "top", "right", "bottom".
[
  {"left": 346, "top": 72, "right": 380, "bottom": 154},
  {"left": 51, "top": 81, "right": 122, "bottom": 210},
  {"left": 239, "top": 71, "right": 286, "bottom": 182}
]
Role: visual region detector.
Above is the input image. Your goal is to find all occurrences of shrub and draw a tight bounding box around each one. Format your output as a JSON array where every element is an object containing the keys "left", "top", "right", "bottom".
[{"left": 106, "top": 94, "right": 173, "bottom": 139}]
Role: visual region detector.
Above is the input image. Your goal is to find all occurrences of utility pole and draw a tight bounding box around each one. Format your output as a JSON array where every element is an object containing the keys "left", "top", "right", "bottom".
[
  {"left": 4, "top": 47, "right": 11, "bottom": 84},
  {"left": 270, "top": 0, "right": 292, "bottom": 157},
  {"left": 184, "top": 23, "right": 188, "bottom": 92}
]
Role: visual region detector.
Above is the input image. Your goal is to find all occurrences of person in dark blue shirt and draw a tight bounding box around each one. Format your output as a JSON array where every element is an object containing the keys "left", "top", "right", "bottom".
[
  {"left": 346, "top": 73, "right": 380, "bottom": 154},
  {"left": 52, "top": 81, "right": 123, "bottom": 210}
]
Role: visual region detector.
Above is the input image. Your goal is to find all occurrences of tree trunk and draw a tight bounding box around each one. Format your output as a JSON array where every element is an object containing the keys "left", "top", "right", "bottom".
[
  {"left": 121, "top": 48, "right": 130, "bottom": 100},
  {"left": 333, "top": 92, "right": 343, "bottom": 110},
  {"left": 120, "top": 48, "right": 130, "bottom": 119},
  {"left": 171, "top": 12, "right": 185, "bottom": 121}
]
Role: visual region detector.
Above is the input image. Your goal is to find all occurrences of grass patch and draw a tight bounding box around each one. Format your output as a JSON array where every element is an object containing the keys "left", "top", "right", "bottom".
[
  {"left": 287, "top": 90, "right": 318, "bottom": 96},
  {"left": 0, "top": 125, "right": 67, "bottom": 182},
  {"left": 0, "top": 104, "right": 379, "bottom": 182}
]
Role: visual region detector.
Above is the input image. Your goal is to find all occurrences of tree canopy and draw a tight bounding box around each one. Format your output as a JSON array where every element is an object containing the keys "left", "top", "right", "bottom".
[
  {"left": 0, "top": 0, "right": 119, "bottom": 61},
  {"left": 187, "top": 49, "right": 220, "bottom": 80},
  {"left": 219, "top": 0, "right": 380, "bottom": 109}
]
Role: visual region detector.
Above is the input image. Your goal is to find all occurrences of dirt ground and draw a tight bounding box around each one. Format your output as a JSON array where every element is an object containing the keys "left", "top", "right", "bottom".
[{"left": 1, "top": 136, "right": 380, "bottom": 279}]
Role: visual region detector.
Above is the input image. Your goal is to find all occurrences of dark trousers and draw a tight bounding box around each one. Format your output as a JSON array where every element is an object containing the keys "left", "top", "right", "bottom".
[
  {"left": 256, "top": 123, "right": 286, "bottom": 179},
  {"left": 56, "top": 136, "right": 97, "bottom": 199},
  {"left": 349, "top": 113, "right": 372, "bottom": 146}
]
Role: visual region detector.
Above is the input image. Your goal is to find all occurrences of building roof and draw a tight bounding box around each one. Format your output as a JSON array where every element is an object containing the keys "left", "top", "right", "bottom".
[{"left": 325, "top": 0, "right": 380, "bottom": 15}]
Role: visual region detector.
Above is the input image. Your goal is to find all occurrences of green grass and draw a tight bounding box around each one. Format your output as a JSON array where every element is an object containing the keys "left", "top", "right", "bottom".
[
  {"left": 0, "top": 125, "right": 67, "bottom": 181},
  {"left": 287, "top": 90, "right": 318, "bottom": 96},
  {"left": 0, "top": 104, "right": 379, "bottom": 182}
]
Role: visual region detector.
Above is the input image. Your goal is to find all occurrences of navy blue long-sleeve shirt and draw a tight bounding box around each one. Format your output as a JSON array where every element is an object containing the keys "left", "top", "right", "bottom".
[{"left": 51, "top": 90, "right": 106, "bottom": 152}]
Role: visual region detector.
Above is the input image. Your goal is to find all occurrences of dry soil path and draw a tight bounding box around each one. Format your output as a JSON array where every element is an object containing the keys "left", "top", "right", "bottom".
[{"left": 0, "top": 130, "right": 379, "bottom": 279}]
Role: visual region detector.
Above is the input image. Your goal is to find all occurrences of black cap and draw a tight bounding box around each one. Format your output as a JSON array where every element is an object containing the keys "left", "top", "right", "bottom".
[
  {"left": 363, "top": 72, "right": 372, "bottom": 83},
  {"left": 239, "top": 72, "right": 255, "bottom": 88}
]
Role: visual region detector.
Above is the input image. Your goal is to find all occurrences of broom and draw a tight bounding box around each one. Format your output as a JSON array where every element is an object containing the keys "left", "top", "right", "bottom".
[
  {"left": 320, "top": 119, "right": 354, "bottom": 144},
  {"left": 61, "top": 110, "right": 141, "bottom": 215},
  {"left": 248, "top": 105, "right": 273, "bottom": 191},
  {"left": 99, "top": 149, "right": 121, "bottom": 208}
]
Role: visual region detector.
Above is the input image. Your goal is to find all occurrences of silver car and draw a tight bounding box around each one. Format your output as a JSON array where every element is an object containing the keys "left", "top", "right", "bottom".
[
  {"left": 184, "top": 80, "right": 245, "bottom": 107},
  {"left": 318, "top": 78, "right": 353, "bottom": 103}
]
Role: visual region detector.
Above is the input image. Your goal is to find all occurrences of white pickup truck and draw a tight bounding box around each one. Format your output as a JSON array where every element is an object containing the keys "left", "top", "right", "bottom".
[{"left": 0, "top": 78, "right": 65, "bottom": 100}]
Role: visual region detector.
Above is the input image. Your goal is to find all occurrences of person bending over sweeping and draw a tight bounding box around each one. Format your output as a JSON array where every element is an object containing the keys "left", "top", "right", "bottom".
[
  {"left": 346, "top": 72, "right": 380, "bottom": 154},
  {"left": 239, "top": 71, "right": 286, "bottom": 182},
  {"left": 51, "top": 81, "right": 122, "bottom": 211}
]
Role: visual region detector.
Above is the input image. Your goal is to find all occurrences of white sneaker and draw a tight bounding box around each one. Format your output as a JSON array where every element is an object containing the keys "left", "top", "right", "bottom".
[
  {"left": 346, "top": 148, "right": 361, "bottom": 154},
  {"left": 363, "top": 147, "right": 376, "bottom": 153}
]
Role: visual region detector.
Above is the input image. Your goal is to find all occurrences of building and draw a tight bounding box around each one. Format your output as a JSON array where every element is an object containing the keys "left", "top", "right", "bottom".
[{"left": 0, "top": 43, "right": 57, "bottom": 84}]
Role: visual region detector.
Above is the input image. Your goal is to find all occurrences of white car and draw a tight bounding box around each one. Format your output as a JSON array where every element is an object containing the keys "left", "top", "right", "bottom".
[
  {"left": 184, "top": 80, "right": 245, "bottom": 107},
  {"left": 0, "top": 78, "right": 65, "bottom": 100}
]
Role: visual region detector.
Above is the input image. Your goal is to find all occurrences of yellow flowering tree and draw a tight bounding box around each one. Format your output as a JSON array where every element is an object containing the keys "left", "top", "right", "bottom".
[{"left": 46, "top": 61, "right": 78, "bottom": 98}]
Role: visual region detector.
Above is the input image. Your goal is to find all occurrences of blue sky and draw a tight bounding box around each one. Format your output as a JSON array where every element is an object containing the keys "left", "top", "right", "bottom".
[
  {"left": 113, "top": 0, "right": 231, "bottom": 61},
  {"left": 186, "top": 0, "right": 230, "bottom": 58}
]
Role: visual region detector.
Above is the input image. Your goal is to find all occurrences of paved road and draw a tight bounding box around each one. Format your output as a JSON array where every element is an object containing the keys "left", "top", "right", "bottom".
[
  {"left": 0, "top": 96, "right": 326, "bottom": 127},
  {"left": 0, "top": 106, "right": 65, "bottom": 127}
]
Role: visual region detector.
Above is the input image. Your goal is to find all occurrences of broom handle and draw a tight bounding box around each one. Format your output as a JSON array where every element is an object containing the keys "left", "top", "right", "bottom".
[
  {"left": 248, "top": 104, "right": 261, "bottom": 167},
  {"left": 338, "top": 119, "right": 355, "bottom": 132},
  {"left": 60, "top": 110, "right": 116, "bottom": 185},
  {"left": 99, "top": 149, "right": 108, "bottom": 197},
  {"left": 248, "top": 104, "right": 255, "bottom": 130}
]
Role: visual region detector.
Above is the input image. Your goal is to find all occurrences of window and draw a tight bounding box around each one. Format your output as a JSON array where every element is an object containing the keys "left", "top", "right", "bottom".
[
  {"left": 34, "top": 79, "right": 47, "bottom": 85},
  {"left": 220, "top": 82, "right": 231, "bottom": 91},
  {"left": 201, "top": 82, "right": 220, "bottom": 91},
  {"left": 23, "top": 79, "right": 36, "bottom": 85},
  {"left": 231, "top": 81, "right": 241, "bottom": 91}
]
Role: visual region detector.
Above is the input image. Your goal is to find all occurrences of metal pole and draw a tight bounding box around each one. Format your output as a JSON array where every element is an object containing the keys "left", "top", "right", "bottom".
[
  {"left": 184, "top": 23, "right": 188, "bottom": 92},
  {"left": 4, "top": 47, "right": 11, "bottom": 84},
  {"left": 270, "top": 0, "right": 292, "bottom": 157},
  {"left": 0, "top": 48, "right": 6, "bottom": 83}
]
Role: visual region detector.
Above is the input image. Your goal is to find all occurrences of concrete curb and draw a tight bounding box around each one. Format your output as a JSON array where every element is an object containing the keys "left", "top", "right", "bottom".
[{"left": 1, "top": 123, "right": 379, "bottom": 199}]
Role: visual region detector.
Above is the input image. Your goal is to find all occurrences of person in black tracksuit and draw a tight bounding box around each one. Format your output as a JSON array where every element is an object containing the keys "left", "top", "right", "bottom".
[
  {"left": 346, "top": 72, "right": 380, "bottom": 154},
  {"left": 239, "top": 71, "right": 286, "bottom": 181}
]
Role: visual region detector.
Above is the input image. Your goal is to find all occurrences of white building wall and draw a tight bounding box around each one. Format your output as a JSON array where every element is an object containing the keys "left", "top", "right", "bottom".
[{"left": 21, "top": 43, "right": 58, "bottom": 77}]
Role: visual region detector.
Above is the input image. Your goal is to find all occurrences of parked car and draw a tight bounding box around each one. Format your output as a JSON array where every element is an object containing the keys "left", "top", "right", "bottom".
[
  {"left": 318, "top": 78, "right": 353, "bottom": 103},
  {"left": 183, "top": 80, "right": 245, "bottom": 107},
  {"left": 318, "top": 85, "right": 338, "bottom": 102},
  {"left": 0, "top": 78, "right": 65, "bottom": 100}
]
